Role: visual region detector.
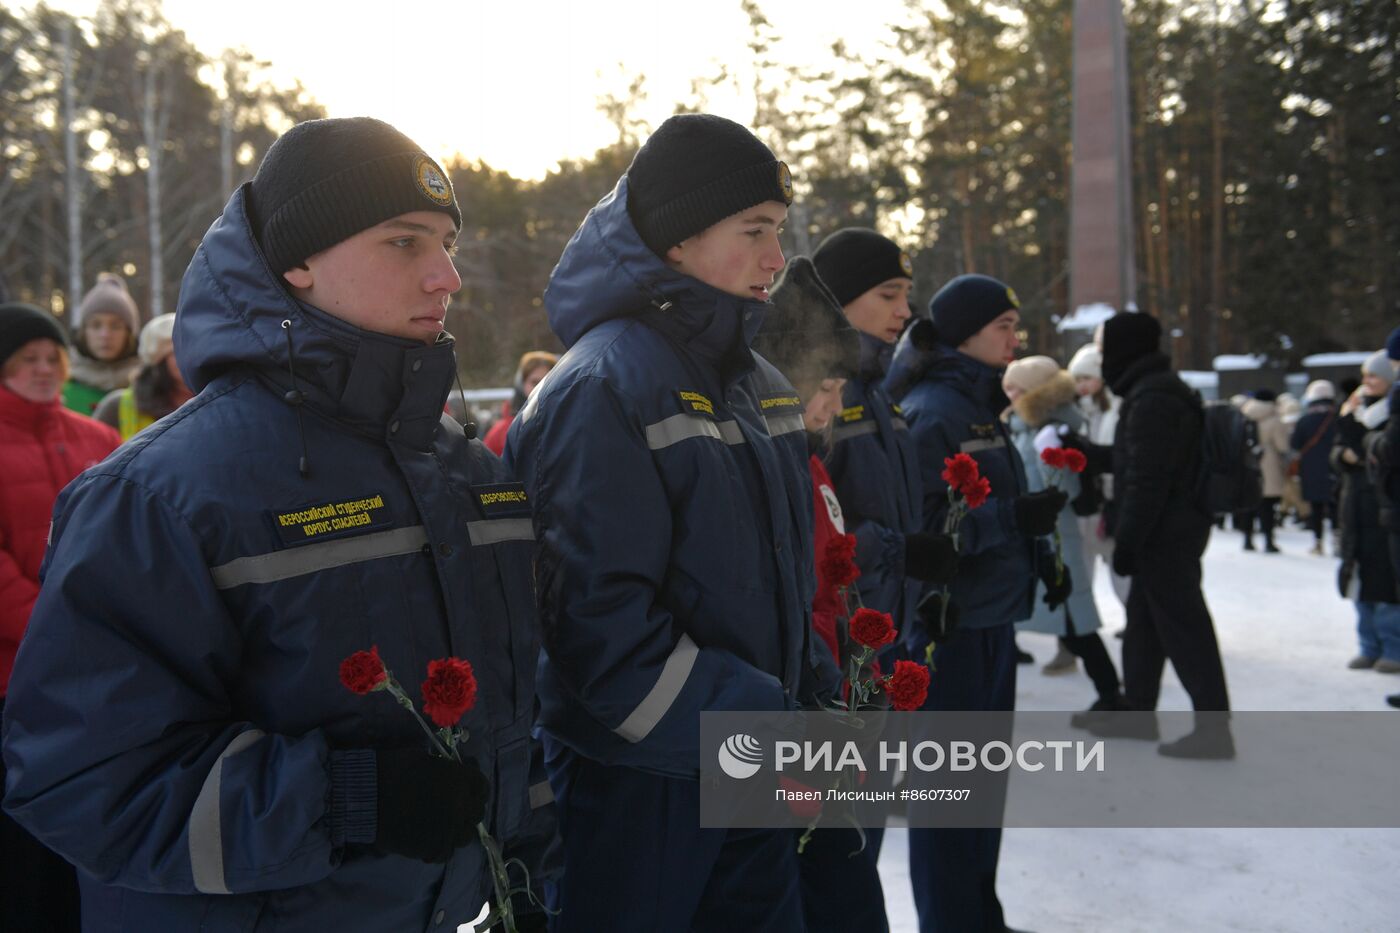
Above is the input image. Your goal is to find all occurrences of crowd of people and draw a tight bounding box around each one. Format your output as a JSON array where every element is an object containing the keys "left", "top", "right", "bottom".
[{"left": 0, "top": 112, "right": 1396, "bottom": 933}]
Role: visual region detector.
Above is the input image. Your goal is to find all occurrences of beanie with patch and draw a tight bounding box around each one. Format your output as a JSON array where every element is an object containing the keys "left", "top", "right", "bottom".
[{"left": 810, "top": 228, "right": 913, "bottom": 307}]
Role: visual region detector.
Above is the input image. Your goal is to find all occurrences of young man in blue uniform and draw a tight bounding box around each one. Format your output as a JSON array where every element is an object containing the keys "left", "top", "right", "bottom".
[
  {"left": 887, "top": 275, "right": 1069, "bottom": 933},
  {"left": 3, "top": 118, "right": 553, "bottom": 932},
  {"left": 506, "top": 113, "right": 838, "bottom": 932}
]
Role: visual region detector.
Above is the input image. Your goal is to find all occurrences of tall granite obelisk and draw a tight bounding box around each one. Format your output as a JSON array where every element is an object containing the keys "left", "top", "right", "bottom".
[{"left": 1069, "top": 0, "right": 1135, "bottom": 318}]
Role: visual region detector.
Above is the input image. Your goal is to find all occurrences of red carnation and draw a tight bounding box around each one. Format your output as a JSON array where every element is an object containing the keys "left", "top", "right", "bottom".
[
  {"left": 1062, "top": 448, "right": 1087, "bottom": 474},
  {"left": 339, "top": 647, "right": 387, "bottom": 695},
  {"left": 961, "top": 476, "right": 991, "bottom": 510},
  {"left": 421, "top": 657, "right": 478, "bottom": 728},
  {"left": 821, "top": 533, "right": 861, "bottom": 589},
  {"left": 850, "top": 608, "right": 897, "bottom": 650},
  {"left": 884, "top": 660, "right": 932, "bottom": 711},
  {"left": 941, "top": 453, "right": 980, "bottom": 490},
  {"left": 1040, "top": 447, "right": 1068, "bottom": 470}
]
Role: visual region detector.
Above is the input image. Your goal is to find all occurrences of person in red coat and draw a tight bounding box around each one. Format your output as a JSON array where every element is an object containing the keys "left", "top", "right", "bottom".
[
  {"left": 481, "top": 350, "right": 557, "bottom": 456},
  {"left": 0, "top": 302, "right": 120, "bottom": 932}
]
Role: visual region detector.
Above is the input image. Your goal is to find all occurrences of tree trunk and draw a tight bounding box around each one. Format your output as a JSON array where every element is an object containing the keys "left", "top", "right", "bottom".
[
  {"left": 62, "top": 19, "right": 82, "bottom": 308},
  {"left": 142, "top": 54, "right": 164, "bottom": 319}
]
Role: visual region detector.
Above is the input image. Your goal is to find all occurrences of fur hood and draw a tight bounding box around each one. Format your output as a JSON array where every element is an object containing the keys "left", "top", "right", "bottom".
[{"left": 1011, "top": 370, "right": 1078, "bottom": 428}]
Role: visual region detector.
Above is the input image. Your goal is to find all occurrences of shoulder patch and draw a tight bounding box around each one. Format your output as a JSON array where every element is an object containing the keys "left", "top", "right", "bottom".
[
  {"left": 473, "top": 482, "right": 531, "bottom": 518},
  {"left": 760, "top": 392, "right": 803, "bottom": 413},
  {"left": 270, "top": 493, "right": 391, "bottom": 547},
  {"left": 677, "top": 389, "right": 716, "bottom": 417}
]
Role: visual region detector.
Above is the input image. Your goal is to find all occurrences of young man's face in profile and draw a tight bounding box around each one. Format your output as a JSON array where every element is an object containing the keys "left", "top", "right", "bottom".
[
  {"left": 665, "top": 201, "right": 789, "bottom": 302},
  {"left": 283, "top": 211, "right": 462, "bottom": 344}
]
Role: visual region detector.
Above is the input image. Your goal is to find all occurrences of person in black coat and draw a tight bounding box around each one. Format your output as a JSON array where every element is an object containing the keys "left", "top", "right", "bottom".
[
  {"left": 1291, "top": 380, "right": 1338, "bottom": 555},
  {"left": 1074, "top": 313, "right": 1233, "bottom": 758}
]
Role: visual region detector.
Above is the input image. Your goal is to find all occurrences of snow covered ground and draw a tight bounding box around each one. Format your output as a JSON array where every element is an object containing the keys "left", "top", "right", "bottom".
[{"left": 879, "top": 522, "right": 1400, "bottom": 933}]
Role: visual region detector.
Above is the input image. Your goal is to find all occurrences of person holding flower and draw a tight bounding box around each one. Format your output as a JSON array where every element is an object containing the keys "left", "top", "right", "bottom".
[
  {"left": 1001, "top": 356, "right": 1123, "bottom": 715},
  {"left": 885, "top": 274, "right": 1066, "bottom": 933},
  {"left": 3, "top": 118, "right": 555, "bottom": 932},
  {"left": 504, "top": 114, "right": 839, "bottom": 933}
]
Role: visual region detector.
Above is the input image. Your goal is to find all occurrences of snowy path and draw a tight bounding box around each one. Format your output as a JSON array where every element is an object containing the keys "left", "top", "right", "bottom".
[{"left": 879, "top": 523, "right": 1400, "bottom": 932}]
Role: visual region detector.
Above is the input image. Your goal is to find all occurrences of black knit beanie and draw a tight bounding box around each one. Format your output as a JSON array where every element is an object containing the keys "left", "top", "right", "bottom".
[
  {"left": 0, "top": 302, "right": 69, "bottom": 366},
  {"left": 1100, "top": 312, "right": 1163, "bottom": 388},
  {"left": 248, "top": 117, "right": 462, "bottom": 274},
  {"left": 753, "top": 258, "right": 861, "bottom": 391},
  {"left": 810, "top": 228, "right": 913, "bottom": 307},
  {"left": 927, "top": 274, "right": 1020, "bottom": 348},
  {"left": 626, "top": 114, "right": 793, "bottom": 256}
]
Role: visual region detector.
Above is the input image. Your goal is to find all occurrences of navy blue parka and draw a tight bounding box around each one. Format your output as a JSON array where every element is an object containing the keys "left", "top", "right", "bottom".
[
  {"left": 824, "top": 332, "right": 923, "bottom": 632},
  {"left": 1, "top": 188, "right": 554, "bottom": 932},
  {"left": 885, "top": 322, "right": 1036, "bottom": 642},
  {"left": 505, "top": 177, "right": 838, "bottom": 780}
]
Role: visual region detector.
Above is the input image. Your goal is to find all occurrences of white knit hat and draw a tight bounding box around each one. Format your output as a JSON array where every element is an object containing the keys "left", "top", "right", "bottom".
[
  {"left": 138, "top": 313, "right": 177, "bottom": 366},
  {"left": 1363, "top": 349, "right": 1396, "bottom": 384},
  {"left": 1068, "top": 344, "right": 1102, "bottom": 380},
  {"left": 1003, "top": 355, "right": 1061, "bottom": 393},
  {"left": 1302, "top": 379, "right": 1335, "bottom": 404}
]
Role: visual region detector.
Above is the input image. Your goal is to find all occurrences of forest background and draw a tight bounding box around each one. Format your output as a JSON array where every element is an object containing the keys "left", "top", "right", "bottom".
[{"left": 1, "top": 0, "right": 1394, "bottom": 385}]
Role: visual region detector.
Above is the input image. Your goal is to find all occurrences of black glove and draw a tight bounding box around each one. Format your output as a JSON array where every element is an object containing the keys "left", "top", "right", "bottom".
[
  {"left": 1070, "top": 480, "right": 1101, "bottom": 517},
  {"left": 1059, "top": 430, "right": 1114, "bottom": 474},
  {"left": 1111, "top": 546, "right": 1137, "bottom": 578},
  {"left": 512, "top": 909, "right": 550, "bottom": 933},
  {"left": 916, "top": 589, "right": 961, "bottom": 644},
  {"left": 1338, "top": 560, "right": 1355, "bottom": 600},
  {"left": 1042, "top": 564, "right": 1073, "bottom": 609},
  {"left": 375, "top": 750, "right": 490, "bottom": 863},
  {"left": 904, "top": 532, "right": 959, "bottom": 583},
  {"left": 1013, "top": 489, "right": 1067, "bottom": 537}
]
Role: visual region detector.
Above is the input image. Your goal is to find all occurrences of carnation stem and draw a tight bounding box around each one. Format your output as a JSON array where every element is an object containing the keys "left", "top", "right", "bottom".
[{"left": 384, "top": 676, "right": 457, "bottom": 761}]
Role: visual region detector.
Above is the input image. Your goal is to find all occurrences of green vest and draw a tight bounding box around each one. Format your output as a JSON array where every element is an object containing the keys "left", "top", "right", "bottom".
[{"left": 117, "top": 388, "right": 157, "bottom": 440}]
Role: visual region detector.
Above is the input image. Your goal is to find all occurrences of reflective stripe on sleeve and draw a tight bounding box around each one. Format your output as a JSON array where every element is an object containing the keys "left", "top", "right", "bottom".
[
  {"left": 763, "top": 413, "right": 806, "bottom": 438},
  {"left": 959, "top": 437, "right": 1007, "bottom": 453},
  {"left": 831, "top": 420, "right": 879, "bottom": 442},
  {"left": 528, "top": 780, "right": 554, "bottom": 809},
  {"left": 613, "top": 634, "right": 700, "bottom": 743},
  {"left": 209, "top": 526, "right": 429, "bottom": 589},
  {"left": 466, "top": 518, "right": 536, "bottom": 546},
  {"left": 645, "top": 414, "right": 745, "bottom": 450},
  {"left": 189, "top": 729, "right": 266, "bottom": 895}
]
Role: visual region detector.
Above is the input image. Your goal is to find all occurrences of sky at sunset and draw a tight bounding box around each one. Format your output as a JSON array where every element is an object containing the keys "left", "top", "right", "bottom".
[{"left": 31, "top": 0, "right": 908, "bottom": 178}]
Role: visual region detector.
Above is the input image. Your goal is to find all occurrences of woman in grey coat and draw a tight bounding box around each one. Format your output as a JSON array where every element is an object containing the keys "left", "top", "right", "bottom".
[{"left": 1003, "top": 356, "right": 1124, "bottom": 711}]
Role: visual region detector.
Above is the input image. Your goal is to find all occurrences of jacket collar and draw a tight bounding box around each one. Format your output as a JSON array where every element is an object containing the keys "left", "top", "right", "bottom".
[
  {"left": 0, "top": 384, "right": 60, "bottom": 431},
  {"left": 857, "top": 331, "right": 893, "bottom": 382},
  {"left": 1111, "top": 351, "right": 1171, "bottom": 397}
]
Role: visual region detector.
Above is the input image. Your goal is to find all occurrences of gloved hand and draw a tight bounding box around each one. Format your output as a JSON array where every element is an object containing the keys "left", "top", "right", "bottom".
[
  {"left": 1337, "top": 560, "right": 1356, "bottom": 599},
  {"left": 1058, "top": 430, "right": 1115, "bottom": 473},
  {"left": 1111, "top": 546, "right": 1137, "bottom": 578},
  {"left": 1070, "top": 480, "right": 1101, "bottom": 517},
  {"left": 375, "top": 750, "right": 490, "bottom": 863},
  {"left": 1042, "top": 564, "right": 1073, "bottom": 609},
  {"left": 1013, "top": 489, "right": 1068, "bottom": 537},
  {"left": 916, "top": 589, "right": 961, "bottom": 644},
  {"left": 904, "top": 532, "right": 959, "bottom": 583}
]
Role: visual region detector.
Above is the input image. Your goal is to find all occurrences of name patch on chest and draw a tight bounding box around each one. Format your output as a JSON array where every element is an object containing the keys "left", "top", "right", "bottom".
[
  {"left": 839, "top": 404, "right": 868, "bottom": 423},
  {"left": 473, "top": 482, "right": 531, "bottom": 518},
  {"left": 760, "top": 393, "right": 803, "bottom": 413},
  {"left": 271, "top": 493, "right": 390, "bottom": 546},
  {"left": 678, "top": 390, "right": 716, "bottom": 417}
]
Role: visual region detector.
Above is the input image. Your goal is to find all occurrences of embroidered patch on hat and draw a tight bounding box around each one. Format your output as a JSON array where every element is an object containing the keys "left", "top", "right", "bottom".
[
  {"left": 414, "top": 156, "right": 453, "bottom": 206},
  {"left": 776, "top": 161, "right": 794, "bottom": 203},
  {"left": 899, "top": 251, "right": 914, "bottom": 276},
  {"left": 1006, "top": 286, "right": 1021, "bottom": 308}
]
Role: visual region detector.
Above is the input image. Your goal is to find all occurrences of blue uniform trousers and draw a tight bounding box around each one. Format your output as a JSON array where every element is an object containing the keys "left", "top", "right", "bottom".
[
  {"left": 544, "top": 739, "right": 806, "bottom": 932},
  {"left": 907, "top": 623, "right": 1016, "bottom": 933}
]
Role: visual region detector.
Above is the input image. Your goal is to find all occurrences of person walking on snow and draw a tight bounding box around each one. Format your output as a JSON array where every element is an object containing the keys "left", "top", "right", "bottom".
[
  {"left": 1291, "top": 380, "right": 1339, "bottom": 555},
  {"left": 1240, "top": 388, "right": 1292, "bottom": 553}
]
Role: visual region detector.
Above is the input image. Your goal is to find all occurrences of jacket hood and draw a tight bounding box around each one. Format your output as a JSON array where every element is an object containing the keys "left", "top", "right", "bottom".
[
  {"left": 1012, "top": 370, "right": 1078, "bottom": 428},
  {"left": 886, "top": 317, "right": 1008, "bottom": 410},
  {"left": 1241, "top": 398, "right": 1277, "bottom": 422},
  {"left": 174, "top": 185, "right": 457, "bottom": 450},
  {"left": 543, "top": 176, "right": 770, "bottom": 369}
]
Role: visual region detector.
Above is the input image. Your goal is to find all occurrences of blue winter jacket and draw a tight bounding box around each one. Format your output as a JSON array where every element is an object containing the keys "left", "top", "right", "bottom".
[
  {"left": 1, "top": 187, "right": 554, "bottom": 932},
  {"left": 504, "top": 177, "right": 838, "bottom": 780},
  {"left": 885, "top": 321, "right": 1036, "bottom": 636},
  {"left": 825, "top": 332, "right": 923, "bottom": 631}
]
